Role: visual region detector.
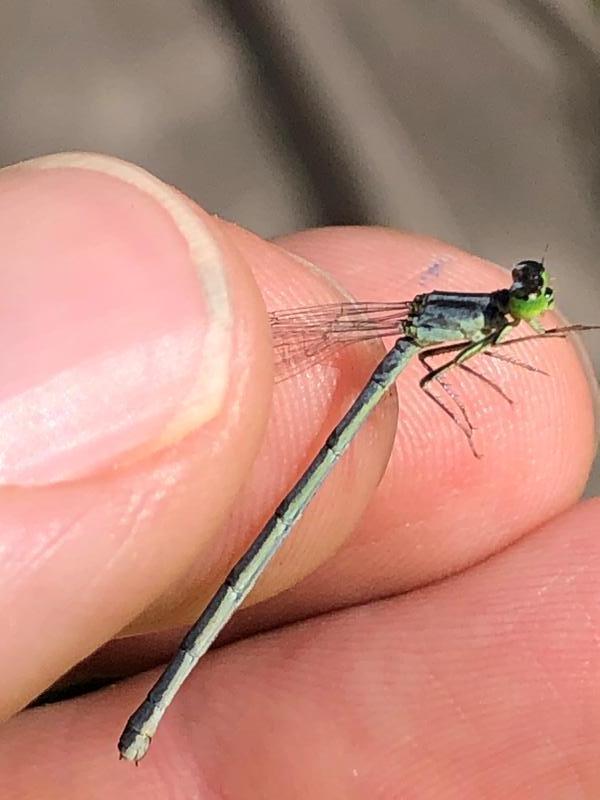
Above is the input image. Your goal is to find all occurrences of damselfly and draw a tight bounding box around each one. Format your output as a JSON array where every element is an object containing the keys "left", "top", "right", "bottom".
[{"left": 118, "top": 259, "right": 598, "bottom": 762}]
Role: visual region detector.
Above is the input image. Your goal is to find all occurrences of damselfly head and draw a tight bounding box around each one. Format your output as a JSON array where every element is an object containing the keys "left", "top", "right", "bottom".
[{"left": 508, "top": 259, "right": 554, "bottom": 321}]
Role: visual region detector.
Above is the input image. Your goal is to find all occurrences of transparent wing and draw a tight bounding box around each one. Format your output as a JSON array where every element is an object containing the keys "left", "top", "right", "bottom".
[{"left": 269, "top": 300, "right": 412, "bottom": 381}]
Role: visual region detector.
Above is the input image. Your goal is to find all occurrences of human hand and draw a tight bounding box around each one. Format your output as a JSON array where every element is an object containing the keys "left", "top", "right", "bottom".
[{"left": 0, "top": 153, "right": 598, "bottom": 798}]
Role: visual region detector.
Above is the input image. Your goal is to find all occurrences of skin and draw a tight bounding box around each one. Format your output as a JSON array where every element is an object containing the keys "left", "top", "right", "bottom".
[{"left": 0, "top": 154, "right": 599, "bottom": 799}]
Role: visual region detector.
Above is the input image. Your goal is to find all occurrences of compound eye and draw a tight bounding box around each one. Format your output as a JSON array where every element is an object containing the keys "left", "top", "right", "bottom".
[
  {"left": 512, "top": 259, "right": 543, "bottom": 284},
  {"left": 514, "top": 259, "right": 541, "bottom": 271}
]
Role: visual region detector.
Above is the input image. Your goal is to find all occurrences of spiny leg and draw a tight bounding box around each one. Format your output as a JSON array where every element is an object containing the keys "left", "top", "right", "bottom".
[
  {"left": 418, "top": 333, "right": 515, "bottom": 421},
  {"left": 419, "top": 377, "right": 478, "bottom": 454},
  {"left": 457, "top": 322, "right": 524, "bottom": 397},
  {"left": 419, "top": 341, "right": 514, "bottom": 398},
  {"left": 483, "top": 349, "right": 549, "bottom": 376},
  {"left": 481, "top": 317, "right": 552, "bottom": 375},
  {"left": 419, "top": 332, "right": 506, "bottom": 456},
  {"left": 451, "top": 318, "right": 551, "bottom": 376},
  {"left": 419, "top": 344, "right": 515, "bottom": 418},
  {"left": 457, "top": 362, "right": 514, "bottom": 404},
  {"left": 419, "top": 350, "right": 482, "bottom": 456},
  {"left": 419, "top": 348, "right": 477, "bottom": 433}
]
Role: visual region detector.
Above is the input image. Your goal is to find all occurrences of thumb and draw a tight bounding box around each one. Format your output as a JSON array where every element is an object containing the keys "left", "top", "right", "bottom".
[{"left": 0, "top": 153, "right": 272, "bottom": 718}]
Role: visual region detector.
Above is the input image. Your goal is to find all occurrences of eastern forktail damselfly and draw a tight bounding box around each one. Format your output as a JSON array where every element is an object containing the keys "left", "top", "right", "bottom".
[{"left": 119, "top": 258, "right": 598, "bottom": 762}]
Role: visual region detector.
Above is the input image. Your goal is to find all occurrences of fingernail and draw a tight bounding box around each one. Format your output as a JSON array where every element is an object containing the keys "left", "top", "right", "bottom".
[{"left": 0, "top": 153, "right": 232, "bottom": 485}]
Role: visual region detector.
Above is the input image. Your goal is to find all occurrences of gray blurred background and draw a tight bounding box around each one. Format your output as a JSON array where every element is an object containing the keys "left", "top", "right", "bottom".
[{"left": 1, "top": 0, "right": 598, "bottom": 489}]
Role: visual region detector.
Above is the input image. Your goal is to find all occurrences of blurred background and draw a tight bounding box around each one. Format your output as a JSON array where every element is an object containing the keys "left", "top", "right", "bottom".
[{"left": 1, "top": 0, "right": 598, "bottom": 489}]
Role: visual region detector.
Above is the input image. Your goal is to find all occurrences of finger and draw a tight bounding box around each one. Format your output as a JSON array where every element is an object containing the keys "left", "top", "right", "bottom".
[
  {"left": 2, "top": 499, "right": 599, "bottom": 797},
  {"left": 0, "top": 152, "right": 276, "bottom": 716},
  {"left": 233, "top": 227, "right": 597, "bottom": 630}
]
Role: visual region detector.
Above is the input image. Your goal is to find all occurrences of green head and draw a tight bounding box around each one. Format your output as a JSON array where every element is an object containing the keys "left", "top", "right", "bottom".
[{"left": 508, "top": 259, "right": 555, "bottom": 322}]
